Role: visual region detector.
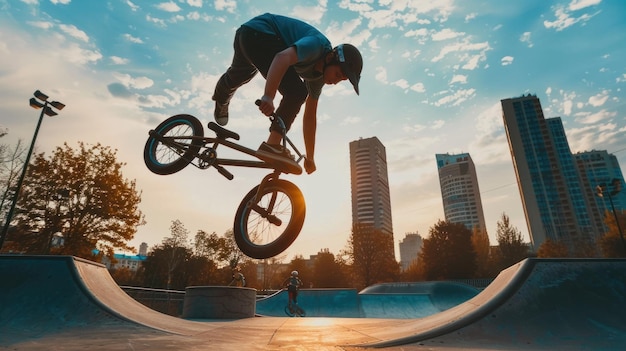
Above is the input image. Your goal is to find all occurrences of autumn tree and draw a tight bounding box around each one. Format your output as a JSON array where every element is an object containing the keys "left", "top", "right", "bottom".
[
  {"left": 598, "top": 210, "right": 626, "bottom": 258},
  {"left": 346, "top": 222, "right": 399, "bottom": 289},
  {"left": 5, "top": 142, "right": 144, "bottom": 259},
  {"left": 421, "top": 220, "right": 476, "bottom": 280},
  {"left": 495, "top": 213, "right": 528, "bottom": 269},
  {"left": 310, "top": 249, "right": 349, "bottom": 288},
  {"left": 471, "top": 227, "right": 495, "bottom": 278},
  {"left": 536, "top": 238, "right": 569, "bottom": 258}
]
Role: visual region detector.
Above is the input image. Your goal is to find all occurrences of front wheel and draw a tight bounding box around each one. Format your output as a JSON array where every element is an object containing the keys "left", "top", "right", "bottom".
[
  {"left": 234, "top": 179, "right": 306, "bottom": 259},
  {"left": 143, "top": 114, "right": 204, "bottom": 175}
]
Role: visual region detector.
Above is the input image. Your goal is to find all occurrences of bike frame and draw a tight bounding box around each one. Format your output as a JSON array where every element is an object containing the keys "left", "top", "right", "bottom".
[{"left": 148, "top": 113, "right": 303, "bottom": 203}]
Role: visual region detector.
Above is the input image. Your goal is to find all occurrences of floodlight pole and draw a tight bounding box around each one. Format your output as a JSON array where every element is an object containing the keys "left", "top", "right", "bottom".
[{"left": 0, "top": 91, "right": 64, "bottom": 251}]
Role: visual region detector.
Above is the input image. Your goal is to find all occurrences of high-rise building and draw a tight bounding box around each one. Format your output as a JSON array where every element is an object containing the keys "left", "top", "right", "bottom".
[
  {"left": 436, "top": 153, "right": 487, "bottom": 235},
  {"left": 349, "top": 137, "right": 394, "bottom": 238},
  {"left": 501, "top": 94, "right": 605, "bottom": 251},
  {"left": 574, "top": 150, "right": 626, "bottom": 232},
  {"left": 399, "top": 232, "right": 422, "bottom": 271}
]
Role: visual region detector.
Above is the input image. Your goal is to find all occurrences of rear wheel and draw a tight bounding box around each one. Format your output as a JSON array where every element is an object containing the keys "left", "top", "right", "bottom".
[
  {"left": 143, "top": 114, "right": 204, "bottom": 175},
  {"left": 234, "top": 179, "right": 305, "bottom": 259}
]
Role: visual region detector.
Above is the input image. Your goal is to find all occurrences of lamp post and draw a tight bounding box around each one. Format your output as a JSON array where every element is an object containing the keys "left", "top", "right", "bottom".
[
  {"left": 0, "top": 90, "right": 65, "bottom": 251},
  {"left": 596, "top": 178, "right": 625, "bottom": 253}
]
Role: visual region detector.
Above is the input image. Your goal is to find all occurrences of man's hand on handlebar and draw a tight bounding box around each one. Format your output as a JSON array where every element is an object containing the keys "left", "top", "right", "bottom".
[{"left": 258, "top": 95, "right": 275, "bottom": 116}]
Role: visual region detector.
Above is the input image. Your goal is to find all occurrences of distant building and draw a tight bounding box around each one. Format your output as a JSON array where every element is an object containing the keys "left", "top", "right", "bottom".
[
  {"left": 399, "top": 232, "right": 423, "bottom": 271},
  {"left": 501, "top": 94, "right": 624, "bottom": 252},
  {"left": 436, "top": 153, "right": 487, "bottom": 235},
  {"left": 100, "top": 242, "right": 148, "bottom": 271},
  {"left": 574, "top": 150, "right": 626, "bottom": 232},
  {"left": 349, "top": 137, "right": 394, "bottom": 238}
]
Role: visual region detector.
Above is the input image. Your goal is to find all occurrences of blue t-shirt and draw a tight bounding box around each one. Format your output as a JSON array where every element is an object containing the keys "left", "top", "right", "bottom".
[{"left": 243, "top": 13, "right": 331, "bottom": 98}]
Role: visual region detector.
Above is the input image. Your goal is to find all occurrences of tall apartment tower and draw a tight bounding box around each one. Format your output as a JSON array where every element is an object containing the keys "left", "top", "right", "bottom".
[
  {"left": 399, "top": 232, "right": 423, "bottom": 271},
  {"left": 501, "top": 94, "right": 602, "bottom": 251},
  {"left": 349, "top": 137, "right": 394, "bottom": 237},
  {"left": 574, "top": 150, "right": 626, "bottom": 232},
  {"left": 436, "top": 153, "right": 487, "bottom": 235}
]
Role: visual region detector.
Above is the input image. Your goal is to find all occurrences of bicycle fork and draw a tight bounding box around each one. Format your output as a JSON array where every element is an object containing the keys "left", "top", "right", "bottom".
[{"left": 248, "top": 172, "right": 283, "bottom": 226}]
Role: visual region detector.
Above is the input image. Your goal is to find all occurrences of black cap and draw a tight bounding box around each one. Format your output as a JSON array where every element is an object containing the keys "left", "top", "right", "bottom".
[{"left": 336, "top": 44, "right": 362, "bottom": 95}]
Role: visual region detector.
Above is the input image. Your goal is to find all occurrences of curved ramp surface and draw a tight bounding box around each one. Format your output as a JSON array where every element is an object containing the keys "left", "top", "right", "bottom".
[
  {"left": 2, "top": 255, "right": 626, "bottom": 350},
  {"left": 255, "top": 283, "right": 478, "bottom": 318}
]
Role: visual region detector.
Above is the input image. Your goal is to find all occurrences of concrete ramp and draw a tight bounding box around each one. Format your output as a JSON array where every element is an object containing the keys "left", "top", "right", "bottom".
[
  {"left": 255, "top": 282, "right": 478, "bottom": 318},
  {"left": 363, "top": 258, "right": 626, "bottom": 349},
  {"left": 0, "top": 255, "right": 218, "bottom": 345},
  {"left": 2, "top": 255, "right": 626, "bottom": 350}
]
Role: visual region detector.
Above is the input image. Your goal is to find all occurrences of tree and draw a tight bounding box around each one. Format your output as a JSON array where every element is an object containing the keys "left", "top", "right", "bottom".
[
  {"left": 311, "top": 249, "right": 349, "bottom": 288},
  {"left": 346, "top": 222, "right": 399, "bottom": 289},
  {"left": 471, "top": 227, "right": 495, "bottom": 278},
  {"left": 6, "top": 142, "right": 144, "bottom": 259},
  {"left": 421, "top": 220, "right": 476, "bottom": 280},
  {"left": 536, "top": 238, "right": 569, "bottom": 258},
  {"left": 163, "top": 219, "right": 190, "bottom": 289},
  {"left": 0, "top": 137, "right": 27, "bottom": 225},
  {"left": 495, "top": 213, "right": 528, "bottom": 269},
  {"left": 599, "top": 210, "right": 626, "bottom": 258}
]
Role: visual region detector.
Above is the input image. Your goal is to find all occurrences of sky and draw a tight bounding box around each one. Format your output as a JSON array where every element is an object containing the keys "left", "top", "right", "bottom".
[{"left": 1, "top": 0, "right": 625, "bottom": 261}]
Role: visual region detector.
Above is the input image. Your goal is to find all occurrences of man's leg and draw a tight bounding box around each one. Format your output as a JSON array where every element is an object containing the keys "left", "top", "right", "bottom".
[{"left": 212, "top": 28, "right": 258, "bottom": 125}]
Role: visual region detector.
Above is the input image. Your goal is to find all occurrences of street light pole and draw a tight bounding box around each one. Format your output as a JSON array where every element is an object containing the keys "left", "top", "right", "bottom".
[
  {"left": 0, "top": 90, "right": 65, "bottom": 251},
  {"left": 596, "top": 178, "right": 625, "bottom": 253}
]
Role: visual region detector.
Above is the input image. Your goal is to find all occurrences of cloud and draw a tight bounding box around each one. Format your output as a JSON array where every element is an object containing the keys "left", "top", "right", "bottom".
[
  {"left": 110, "top": 56, "right": 129, "bottom": 65},
  {"left": 214, "top": 0, "right": 237, "bottom": 13},
  {"left": 410, "top": 82, "right": 425, "bottom": 93},
  {"left": 59, "top": 24, "right": 89, "bottom": 42},
  {"left": 187, "top": 0, "right": 203, "bottom": 7},
  {"left": 568, "top": 0, "right": 602, "bottom": 11},
  {"left": 501, "top": 56, "right": 514, "bottom": 66},
  {"left": 108, "top": 82, "right": 133, "bottom": 98},
  {"left": 27, "top": 21, "right": 54, "bottom": 30},
  {"left": 575, "top": 109, "right": 616, "bottom": 124},
  {"left": 375, "top": 66, "right": 388, "bottom": 84},
  {"left": 588, "top": 90, "right": 610, "bottom": 106},
  {"left": 433, "top": 88, "right": 476, "bottom": 107},
  {"left": 291, "top": 5, "right": 326, "bottom": 24},
  {"left": 431, "top": 28, "right": 465, "bottom": 41},
  {"left": 123, "top": 33, "right": 143, "bottom": 44},
  {"left": 544, "top": 3, "right": 600, "bottom": 31},
  {"left": 520, "top": 32, "right": 533, "bottom": 47},
  {"left": 156, "top": 2, "right": 181, "bottom": 12},
  {"left": 450, "top": 75, "right": 467, "bottom": 84},
  {"left": 113, "top": 73, "right": 154, "bottom": 89},
  {"left": 431, "top": 40, "right": 491, "bottom": 71}
]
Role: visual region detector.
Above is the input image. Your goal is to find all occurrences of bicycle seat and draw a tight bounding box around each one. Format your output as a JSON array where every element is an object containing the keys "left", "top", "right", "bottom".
[{"left": 208, "top": 122, "right": 240, "bottom": 140}]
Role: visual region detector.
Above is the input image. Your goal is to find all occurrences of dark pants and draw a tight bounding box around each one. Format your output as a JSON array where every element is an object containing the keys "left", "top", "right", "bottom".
[{"left": 213, "top": 26, "right": 308, "bottom": 132}]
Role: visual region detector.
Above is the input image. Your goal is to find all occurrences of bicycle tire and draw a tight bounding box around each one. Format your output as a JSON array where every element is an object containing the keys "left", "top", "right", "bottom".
[
  {"left": 295, "top": 305, "right": 306, "bottom": 317},
  {"left": 284, "top": 305, "right": 295, "bottom": 317},
  {"left": 144, "top": 114, "right": 204, "bottom": 175},
  {"left": 234, "top": 179, "right": 305, "bottom": 259}
]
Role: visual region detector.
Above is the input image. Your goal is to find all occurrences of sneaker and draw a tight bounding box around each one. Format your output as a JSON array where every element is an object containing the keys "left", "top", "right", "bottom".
[
  {"left": 257, "top": 142, "right": 302, "bottom": 174},
  {"left": 257, "top": 142, "right": 295, "bottom": 161},
  {"left": 214, "top": 101, "right": 229, "bottom": 126}
]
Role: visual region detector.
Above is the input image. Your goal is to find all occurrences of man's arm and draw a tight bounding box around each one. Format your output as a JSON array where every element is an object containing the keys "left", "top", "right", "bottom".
[
  {"left": 259, "top": 46, "right": 298, "bottom": 116},
  {"left": 303, "top": 96, "right": 318, "bottom": 174}
]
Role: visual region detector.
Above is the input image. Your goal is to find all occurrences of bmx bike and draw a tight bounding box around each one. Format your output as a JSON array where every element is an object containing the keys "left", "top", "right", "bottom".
[
  {"left": 285, "top": 302, "right": 306, "bottom": 317},
  {"left": 143, "top": 101, "right": 306, "bottom": 259}
]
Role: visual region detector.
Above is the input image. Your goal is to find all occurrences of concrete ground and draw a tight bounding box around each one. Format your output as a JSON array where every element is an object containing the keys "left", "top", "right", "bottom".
[{"left": 1, "top": 255, "right": 625, "bottom": 351}]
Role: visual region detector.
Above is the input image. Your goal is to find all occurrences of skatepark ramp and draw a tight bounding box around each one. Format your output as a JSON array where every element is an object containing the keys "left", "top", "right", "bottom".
[{"left": 1, "top": 255, "right": 626, "bottom": 350}]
